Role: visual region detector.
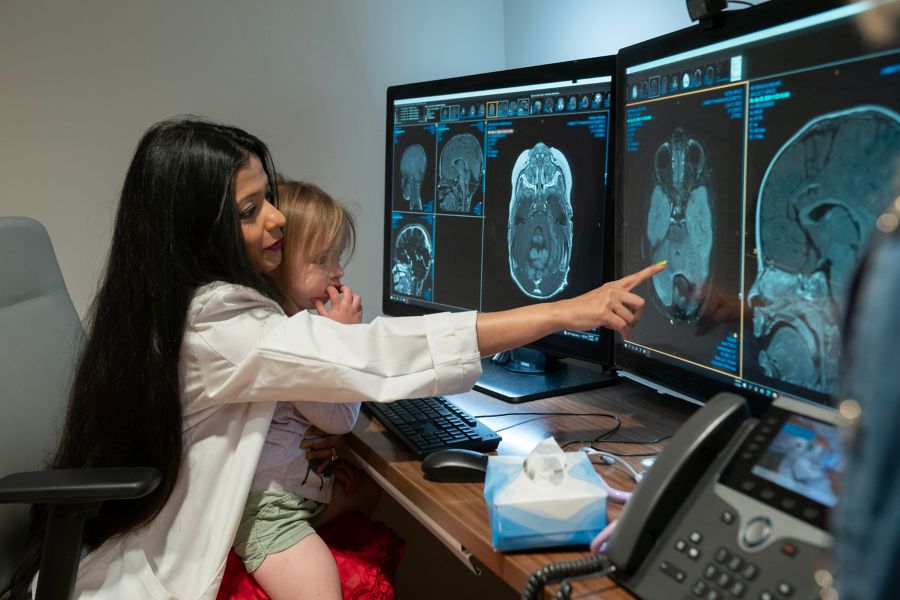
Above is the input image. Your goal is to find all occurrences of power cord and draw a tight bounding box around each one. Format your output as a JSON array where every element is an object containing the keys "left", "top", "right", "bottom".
[
  {"left": 521, "top": 553, "right": 615, "bottom": 600},
  {"left": 472, "top": 411, "right": 621, "bottom": 434}
]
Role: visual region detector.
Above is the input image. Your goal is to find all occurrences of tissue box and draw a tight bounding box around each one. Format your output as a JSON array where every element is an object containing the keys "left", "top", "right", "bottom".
[{"left": 483, "top": 441, "right": 607, "bottom": 551}]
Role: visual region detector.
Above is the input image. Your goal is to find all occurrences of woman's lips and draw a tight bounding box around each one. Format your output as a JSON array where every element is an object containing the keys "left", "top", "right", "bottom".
[{"left": 266, "top": 240, "right": 282, "bottom": 252}]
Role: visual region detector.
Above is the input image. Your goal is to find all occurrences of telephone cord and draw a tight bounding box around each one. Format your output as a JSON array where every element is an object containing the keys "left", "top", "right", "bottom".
[{"left": 520, "top": 553, "right": 614, "bottom": 600}]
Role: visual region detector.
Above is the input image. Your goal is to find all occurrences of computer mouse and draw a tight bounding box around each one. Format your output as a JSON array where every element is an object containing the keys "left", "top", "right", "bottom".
[{"left": 421, "top": 448, "right": 489, "bottom": 483}]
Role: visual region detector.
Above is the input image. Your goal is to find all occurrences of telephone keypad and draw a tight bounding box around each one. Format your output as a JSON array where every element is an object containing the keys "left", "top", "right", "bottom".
[{"left": 690, "top": 546, "right": 760, "bottom": 600}]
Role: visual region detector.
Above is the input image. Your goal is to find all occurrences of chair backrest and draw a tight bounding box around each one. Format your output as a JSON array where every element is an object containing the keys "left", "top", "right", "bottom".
[{"left": 0, "top": 217, "right": 85, "bottom": 590}]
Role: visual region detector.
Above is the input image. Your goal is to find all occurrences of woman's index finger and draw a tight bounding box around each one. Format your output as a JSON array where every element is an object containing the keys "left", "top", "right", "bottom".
[{"left": 617, "top": 261, "right": 667, "bottom": 291}]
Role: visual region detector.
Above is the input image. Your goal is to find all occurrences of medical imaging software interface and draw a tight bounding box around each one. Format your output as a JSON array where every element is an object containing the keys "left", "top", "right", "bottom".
[
  {"left": 619, "top": 2, "right": 900, "bottom": 403},
  {"left": 390, "top": 77, "right": 612, "bottom": 343}
]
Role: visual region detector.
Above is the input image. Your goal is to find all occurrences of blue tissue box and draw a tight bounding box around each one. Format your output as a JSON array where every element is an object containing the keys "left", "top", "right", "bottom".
[{"left": 483, "top": 451, "right": 607, "bottom": 551}]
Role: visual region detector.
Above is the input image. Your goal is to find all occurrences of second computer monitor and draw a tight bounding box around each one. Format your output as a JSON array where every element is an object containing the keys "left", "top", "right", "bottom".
[
  {"left": 615, "top": 0, "right": 900, "bottom": 411},
  {"left": 384, "top": 57, "right": 617, "bottom": 402}
]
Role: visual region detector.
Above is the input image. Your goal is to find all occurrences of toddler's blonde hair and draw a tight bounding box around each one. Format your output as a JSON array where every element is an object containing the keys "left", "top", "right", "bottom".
[{"left": 274, "top": 178, "right": 356, "bottom": 292}]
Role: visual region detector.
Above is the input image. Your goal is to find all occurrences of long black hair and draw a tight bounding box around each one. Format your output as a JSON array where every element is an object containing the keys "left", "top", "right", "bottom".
[{"left": 9, "top": 117, "right": 281, "bottom": 596}]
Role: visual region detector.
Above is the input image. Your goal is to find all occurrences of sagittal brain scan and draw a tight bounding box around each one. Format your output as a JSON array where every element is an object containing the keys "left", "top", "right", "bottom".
[
  {"left": 438, "top": 133, "right": 483, "bottom": 213},
  {"left": 391, "top": 222, "right": 433, "bottom": 298},
  {"left": 507, "top": 142, "right": 573, "bottom": 299},
  {"left": 400, "top": 144, "right": 427, "bottom": 211},
  {"left": 748, "top": 106, "right": 900, "bottom": 395},
  {"left": 645, "top": 127, "right": 714, "bottom": 325}
]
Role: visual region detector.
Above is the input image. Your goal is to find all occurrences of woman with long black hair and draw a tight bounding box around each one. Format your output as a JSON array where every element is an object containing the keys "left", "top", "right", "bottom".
[{"left": 9, "top": 116, "right": 662, "bottom": 599}]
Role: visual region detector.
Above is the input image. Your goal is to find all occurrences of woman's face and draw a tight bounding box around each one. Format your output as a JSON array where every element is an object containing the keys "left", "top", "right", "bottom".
[
  {"left": 235, "top": 154, "right": 285, "bottom": 273},
  {"left": 285, "top": 244, "right": 345, "bottom": 311}
]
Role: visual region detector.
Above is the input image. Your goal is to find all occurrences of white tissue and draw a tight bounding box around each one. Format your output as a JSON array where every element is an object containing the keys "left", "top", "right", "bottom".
[{"left": 522, "top": 436, "right": 567, "bottom": 486}]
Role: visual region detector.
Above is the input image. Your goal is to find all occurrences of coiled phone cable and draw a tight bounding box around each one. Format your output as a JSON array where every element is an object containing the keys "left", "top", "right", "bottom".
[{"left": 520, "top": 553, "right": 614, "bottom": 600}]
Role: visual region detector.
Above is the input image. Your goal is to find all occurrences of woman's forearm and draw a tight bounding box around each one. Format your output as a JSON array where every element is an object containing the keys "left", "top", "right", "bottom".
[
  {"left": 475, "top": 302, "right": 566, "bottom": 357},
  {"left": 474, "top": 262, "right": 666, "bottom": 357}
]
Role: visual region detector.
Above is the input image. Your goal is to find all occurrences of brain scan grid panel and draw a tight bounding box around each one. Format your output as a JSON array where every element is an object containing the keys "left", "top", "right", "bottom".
[
  {"left": 436, "top": 122, "right": 485, "bottom": 215},
  {"left": 508, "top": 142, "right": 573, "bottom": 299},
  {"left": 393, "top": 125, "right": 436, "bottom": 213},
  {"left": 390, "top": 213, "right": 434, "bottom": 300},
  {"left": 481, "top": 112, "right": 609, "bottom": 313},
  {"left": 741, "top": 55, "right": 900, "bottom": 396},
  {"left": 623, "top": 85, "right": 746, "bottom": 374}
]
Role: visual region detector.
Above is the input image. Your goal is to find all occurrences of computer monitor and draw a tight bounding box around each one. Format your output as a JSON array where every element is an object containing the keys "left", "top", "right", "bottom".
[
  {"left": 383, "top": 57, "right": 618, "bottom": 402},
  {"left": 615, "top": 0, "right": 900, "bottom": 414}
]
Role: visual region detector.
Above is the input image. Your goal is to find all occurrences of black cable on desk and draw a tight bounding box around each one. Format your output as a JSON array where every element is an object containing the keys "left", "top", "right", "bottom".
[
  {"left": 472, "top": 411, "right": 622, "bottom": 435},
  {"left": 520, "top": 553, "right": 614, "bottom": 600}
]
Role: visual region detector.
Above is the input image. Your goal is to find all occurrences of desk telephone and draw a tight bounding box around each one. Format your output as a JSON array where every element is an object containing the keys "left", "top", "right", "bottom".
[
  {"left": 609, "top": 391, "right": 841, "bottom": 600},
  {"left": 525, "top": 392, "right": 843, "bottom": 600}
]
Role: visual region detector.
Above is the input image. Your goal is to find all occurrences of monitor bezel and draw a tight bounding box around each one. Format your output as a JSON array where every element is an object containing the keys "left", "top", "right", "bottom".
[
  {"left": 613, "top": 0, "right": 852, "bottom": 412},
  {"left": 383, "top": 56, "right": 618, "bottom": 367}
]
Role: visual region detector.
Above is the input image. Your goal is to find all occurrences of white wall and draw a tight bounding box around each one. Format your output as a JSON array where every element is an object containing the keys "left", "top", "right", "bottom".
[
  {"left": 0, "top": 0, "right": 506, "bottom": 319},
  {"left": 503, "top": 0, "right": 693, "bottom": 67},
  {"left": 0, "top": 0, "right": 694, "bottom": 321}
]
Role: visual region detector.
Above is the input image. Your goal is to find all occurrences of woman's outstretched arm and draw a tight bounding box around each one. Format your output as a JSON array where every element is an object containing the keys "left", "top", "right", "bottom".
[{"left": 475, "top": 262, "right": 665, "bottom": 357}]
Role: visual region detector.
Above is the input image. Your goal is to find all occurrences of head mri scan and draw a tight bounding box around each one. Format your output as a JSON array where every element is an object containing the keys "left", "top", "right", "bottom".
[
  {"left": 391, "top": 222, "right": 433, "bottom": 297},
  {"left": 748, "top": 106, "right": 900, "bottom": 394},
  {"left": 400, "top": 144, "right": 427, "bottom": 211},
  {"left": 645, "top": 127, "right": 714, "bottom": 325},
  {"left": 438, "top": 133, "right": 483, "bottom": 213},
  {"left": 508, "top": 142, "right": 573, "bottom": 299}
]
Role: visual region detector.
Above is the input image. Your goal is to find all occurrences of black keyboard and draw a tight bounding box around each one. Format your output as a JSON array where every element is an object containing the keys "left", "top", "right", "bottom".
[{"left": 364, "top": 396, "right": 501, "bottom": 459}]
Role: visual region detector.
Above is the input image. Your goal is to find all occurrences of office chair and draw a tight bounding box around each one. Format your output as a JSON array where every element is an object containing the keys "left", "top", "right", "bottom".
[{"left": 0, "top": 217, "right": 160, "bottom": 600}]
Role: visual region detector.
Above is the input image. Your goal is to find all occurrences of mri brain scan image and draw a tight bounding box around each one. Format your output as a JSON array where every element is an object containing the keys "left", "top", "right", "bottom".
[
  {"left": 438, "top": 133, "right": 483, "bottom": 213},
  {"left": 399, "top": 144, "right": 427, "bottom": 211},
  {"left": 748, "top": 106, "right": 900, "bottom": 394},
  {"left": 507, "top": 142, "right": 573, "bottom": 299},
  {"left": 391, "top": 223, "right": 433, "bottom": 297},
  {"left": 645, "top": 127, "right": 714, "bottom": 325}
]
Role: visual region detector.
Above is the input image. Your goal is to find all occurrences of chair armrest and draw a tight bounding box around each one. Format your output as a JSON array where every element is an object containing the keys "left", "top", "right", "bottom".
[{"left": 0, "top": 467, "right": 161, "bottom": 504}]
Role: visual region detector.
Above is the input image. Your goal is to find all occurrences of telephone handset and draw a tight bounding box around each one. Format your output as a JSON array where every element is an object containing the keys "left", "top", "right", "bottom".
[
  {"left": 606, "top": 392, "right": 751, "bottom": 573},
  {"left": 606, "top": 392, "right": 842, "bottom": 600}
]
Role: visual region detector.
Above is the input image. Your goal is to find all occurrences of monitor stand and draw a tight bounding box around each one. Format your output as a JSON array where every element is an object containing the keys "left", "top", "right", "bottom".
[{"left": 474, "top": 347, "right": 619, "bottom": 403}]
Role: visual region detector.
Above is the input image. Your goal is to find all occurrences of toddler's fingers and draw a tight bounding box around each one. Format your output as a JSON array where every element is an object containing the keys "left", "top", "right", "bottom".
[{"left": 326, "top": 285, "right": 342, "bottom": 305}]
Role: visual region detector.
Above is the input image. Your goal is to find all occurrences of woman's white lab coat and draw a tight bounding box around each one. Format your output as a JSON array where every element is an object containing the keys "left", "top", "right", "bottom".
[{"left": 69, "top": 282, "right": 482, "bottom": 599}]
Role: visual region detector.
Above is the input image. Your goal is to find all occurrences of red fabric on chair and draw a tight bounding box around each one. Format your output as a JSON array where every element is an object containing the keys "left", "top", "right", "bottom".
[{"left": 217, "top": 511, "right": 405, "bottom": 600}]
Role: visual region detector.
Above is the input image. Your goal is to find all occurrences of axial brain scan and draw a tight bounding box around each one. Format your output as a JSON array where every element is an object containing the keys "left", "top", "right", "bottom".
[
  {"left": 645, "top": 127, "right": 714, "bottom": 325},
  {"left": 748, "top": 106, "right": 900, "bottom": 394},
  {"left": 400, "top": 144, "right": 427, "bottom": 211},
  {"left": 507, "top": 142, "right": 573, "bottom": 299},
  {"left": 391, "top": 223, "right": 433, "bottom": 297},
  {"left": 438, "top": 133, "right": 483, "bottom": 212}
]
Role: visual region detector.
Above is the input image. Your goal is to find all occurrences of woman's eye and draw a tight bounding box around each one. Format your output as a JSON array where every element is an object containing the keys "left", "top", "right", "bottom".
[{"left": 240, "top": 205, "right": 257, "bottom": 219}]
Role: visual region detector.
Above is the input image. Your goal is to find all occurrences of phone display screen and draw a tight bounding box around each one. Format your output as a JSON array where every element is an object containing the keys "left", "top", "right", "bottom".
[
  {"left": 720, "top": 402, "right": 843, "bottom": 530},
  {"left": 750, "top": 415, "right": 843, "bottom": 508}
]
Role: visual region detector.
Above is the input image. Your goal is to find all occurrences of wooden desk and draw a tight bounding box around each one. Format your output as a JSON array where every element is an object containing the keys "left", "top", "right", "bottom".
[{"left": 347, "top": 378, "right": 696, "bottom": 598}]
